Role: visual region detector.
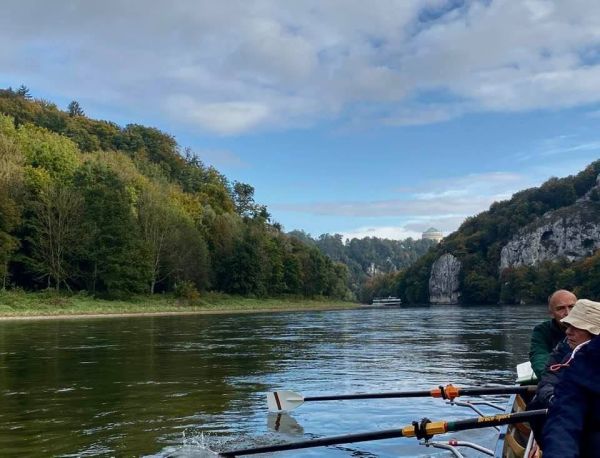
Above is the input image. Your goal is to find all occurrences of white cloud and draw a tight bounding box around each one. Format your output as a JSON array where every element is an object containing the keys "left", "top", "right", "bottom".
[
  {"left": 516, "top": 136, "right": 600, "bottom": 161},
  {"left": 339, "top": 226, "right": 422, "bottom": 241},
  {"left": 273, "top": 171, "right": 531, "bottom": 218},
  {"left": 3, "top": 0, "right": 600, "bottom": 133},
  {"left": 336, "top": 213, "right": 469, "bottom": 241},
  {"left": 403, "top": 215, "right": 468, "bottom": 235},
  {"left": 195, "top": 149, "right": 247, "bottom": 168},
  {"left": 165, "top": 96, "right": 270, "bottom": 135},
  {"left": 274, "top": 195, "right": 498, "bottom": 217},
  {"left": 383, "top": 104, "right": 464, "bottom": 126}
]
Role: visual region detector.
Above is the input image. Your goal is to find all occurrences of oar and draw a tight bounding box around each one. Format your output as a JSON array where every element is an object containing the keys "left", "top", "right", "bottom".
[
  {"left": 267, "top": 384, "right": 537, "bottom": 412},
  {"left": 218, "top": 409, "right": 547, "bottom": 456}
]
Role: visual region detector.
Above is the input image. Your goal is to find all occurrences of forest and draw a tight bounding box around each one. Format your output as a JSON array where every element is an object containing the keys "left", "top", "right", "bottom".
[
  {"left": 288, "top": 231, "right": 435, "bottom": 294},
  {"left": 0, "top": 87, "right": 350, "bottom": 300},
  {"left": 6, "top": 86, "right": 597, "bottom": 306},
  {"left": 364, "top": 160, "right": 600, "bottom": 304}
]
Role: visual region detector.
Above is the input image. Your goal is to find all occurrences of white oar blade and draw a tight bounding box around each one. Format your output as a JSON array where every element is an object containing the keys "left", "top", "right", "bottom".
[
  {"left": 516, "top": 361, "right": 538, "bottom": 384},
  {"left": 267, "top": 390, "right": 305, "bottom": 412}
]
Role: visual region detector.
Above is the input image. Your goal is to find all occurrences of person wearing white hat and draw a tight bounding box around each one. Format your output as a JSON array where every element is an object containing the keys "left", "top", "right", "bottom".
[
  {"left": 528, "top": 299, "right": 598, "bottom": 445},
  {"left": 542, "top": 299, "right": 600, "bottom": 458}
]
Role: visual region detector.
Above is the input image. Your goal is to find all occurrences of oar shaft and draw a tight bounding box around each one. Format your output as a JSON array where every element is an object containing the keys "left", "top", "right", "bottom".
[
  {"left": 220, "top": 409, "right": 547, "bottom": 456},
  {"left": 218, "top": 428, "right": 405, "bottom": 457},
  {"left": 304, "top": 385, "right": 535, "bottom": 402},
  {"left": 454, "top": 386, "right": 536, "bottom": 397},
  {"left": 305, "top": 390, "right": 432, "bottom": 401}
]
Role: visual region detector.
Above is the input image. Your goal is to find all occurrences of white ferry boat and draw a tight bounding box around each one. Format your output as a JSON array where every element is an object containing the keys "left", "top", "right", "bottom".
[{"left": 371, "top": 296, "right": 402, "bottom": 306}]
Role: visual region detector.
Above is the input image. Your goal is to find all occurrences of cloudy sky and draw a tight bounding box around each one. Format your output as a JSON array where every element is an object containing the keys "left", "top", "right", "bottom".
[{"left": 2, "top": 0, "right": 600, "bottom": 239}]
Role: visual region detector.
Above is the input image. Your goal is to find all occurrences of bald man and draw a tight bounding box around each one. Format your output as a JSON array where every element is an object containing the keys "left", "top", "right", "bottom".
[{"left": 529, "top": 289, "right": 576, "bottom": 379}]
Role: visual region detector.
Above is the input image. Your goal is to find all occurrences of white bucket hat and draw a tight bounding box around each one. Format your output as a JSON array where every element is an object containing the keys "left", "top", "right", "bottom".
[{"left": 561, "top": 299, "right": 600, "bottom": 335}]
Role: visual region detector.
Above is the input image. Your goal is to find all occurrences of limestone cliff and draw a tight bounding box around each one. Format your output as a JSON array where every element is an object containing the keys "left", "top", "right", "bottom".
[
  {"left": 429, "top": 253, "right": 461, "bottom": 304},
  {"left": 500, "top": 200, "right": 600, "bottom": 270}
]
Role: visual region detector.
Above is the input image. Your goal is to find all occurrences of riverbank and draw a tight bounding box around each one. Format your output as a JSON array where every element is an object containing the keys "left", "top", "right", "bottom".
[{"left": 0, "top": 290, "right": 357, "bottom": 320}]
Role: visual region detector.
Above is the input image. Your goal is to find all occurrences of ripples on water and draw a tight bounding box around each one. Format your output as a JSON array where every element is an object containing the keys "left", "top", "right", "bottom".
[{"left": 0, "top": 305, "right": 547, "bottom": 457}]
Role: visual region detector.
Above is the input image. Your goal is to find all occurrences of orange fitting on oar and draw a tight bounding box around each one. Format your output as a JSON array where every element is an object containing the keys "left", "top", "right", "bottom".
[
  {"left": 443, "top": 384, "right": 460, "bottom": 400},
  {"left": 425, "top": 421, "right": 447, "bottom": 436},
  {"left": 402, "top": 419, "right": 448, "bottom": 439},
  {"left": 430, "top": 384, "right": 460, "bottom": 400},
  {"left": 402, "top": 424, "right": 417, "bottom": 437}
]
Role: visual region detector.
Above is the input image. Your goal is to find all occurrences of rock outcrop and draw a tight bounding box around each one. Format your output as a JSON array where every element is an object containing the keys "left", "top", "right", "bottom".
[
  {"left": 429, "top": 253, "right": 461, "bottom": 304},
  {"left": 500, "top": 201, "right": 600, "bottom": 270}
]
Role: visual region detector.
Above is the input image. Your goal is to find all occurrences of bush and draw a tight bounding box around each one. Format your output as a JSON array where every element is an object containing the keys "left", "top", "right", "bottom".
[{"left": 174, "top": 280, "right": 200, "bottom": 304}]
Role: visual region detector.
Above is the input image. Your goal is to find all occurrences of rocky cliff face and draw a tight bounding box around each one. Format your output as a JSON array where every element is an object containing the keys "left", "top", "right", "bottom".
[
  {"left": 429, "top": 253, "right": 461, "bottom": 304},
  {"left": 500, "top": 201, "right": 600, "bottom": 270}
]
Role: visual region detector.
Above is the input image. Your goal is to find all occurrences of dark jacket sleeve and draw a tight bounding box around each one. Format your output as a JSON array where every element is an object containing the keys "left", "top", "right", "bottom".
[
  {"left": 529, "top": 322, "right": 552, "bottom": 379},
  {"left": 542, "top": 361, "right": 590, "bottom": 457},
  {"left": 534, "top": 341, "right": 569, "bottom": 407}
]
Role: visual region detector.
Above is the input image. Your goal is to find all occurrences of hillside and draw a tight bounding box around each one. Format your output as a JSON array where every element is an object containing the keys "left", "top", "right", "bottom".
[
  {"left": 0, "top": 87, "right": 350, "bottom": 300},
  {"left": 368, "top": 160, "right": 600, "bottom": 304},
  {"left": 288, "top": 231, "right": 435, "bottom": 296}
]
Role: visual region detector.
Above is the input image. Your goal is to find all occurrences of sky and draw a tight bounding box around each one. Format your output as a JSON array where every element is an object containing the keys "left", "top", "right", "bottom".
[{"left": 2, "top": 0, "right": 600, "bottom": 240}]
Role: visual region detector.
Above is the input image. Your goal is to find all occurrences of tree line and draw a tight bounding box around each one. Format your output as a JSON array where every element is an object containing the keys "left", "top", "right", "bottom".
[
  {"left": 364, "top": 160, "right": 600, "bottom": 304},
  {"left": 288, "top": 231, "right": 435, "bottom": 297},
  {"left": 0, "top": 87, "right": 350, "bottom": 300}
]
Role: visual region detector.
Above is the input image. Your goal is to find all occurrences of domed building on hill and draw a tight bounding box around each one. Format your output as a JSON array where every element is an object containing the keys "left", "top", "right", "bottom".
[{"left": 422, "top": 227, "right": 443, "bottom": 243}]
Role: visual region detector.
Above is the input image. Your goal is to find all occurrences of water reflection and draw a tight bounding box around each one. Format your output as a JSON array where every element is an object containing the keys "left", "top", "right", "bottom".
[
  {"left": 267, "top": 413, "right": 304, "bottom": 435},
  {"left": 0, "top": 304, "right": 547, "bottom": 457}
]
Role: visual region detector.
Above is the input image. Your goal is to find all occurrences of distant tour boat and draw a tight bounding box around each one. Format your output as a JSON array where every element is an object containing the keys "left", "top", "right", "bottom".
[{"left": 371, "top": 296, "right": 402, "bottom": 306}]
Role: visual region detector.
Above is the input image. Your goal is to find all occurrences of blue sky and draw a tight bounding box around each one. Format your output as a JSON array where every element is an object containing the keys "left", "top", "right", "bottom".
[{"left": 2, "top": 0, "right": 600, "bottom": 239}]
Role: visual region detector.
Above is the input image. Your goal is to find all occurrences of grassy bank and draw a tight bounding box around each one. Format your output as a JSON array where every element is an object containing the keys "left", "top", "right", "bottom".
[{"left": 0, "top": 290, "right": 357, "bottom": 318}]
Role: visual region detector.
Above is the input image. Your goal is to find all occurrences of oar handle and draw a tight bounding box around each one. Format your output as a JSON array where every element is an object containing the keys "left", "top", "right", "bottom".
[{"left": 447, "top": 409, "right": 547, "bottom": 433}]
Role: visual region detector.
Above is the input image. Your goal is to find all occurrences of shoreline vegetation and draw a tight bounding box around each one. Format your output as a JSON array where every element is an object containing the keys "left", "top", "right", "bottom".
[{"left": 0, "top": 290, "right": 358, "bottom": 321}]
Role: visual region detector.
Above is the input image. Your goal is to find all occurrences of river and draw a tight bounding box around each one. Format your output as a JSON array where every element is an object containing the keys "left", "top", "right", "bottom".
[{"left": 0, "top": 304, "right": 547, "bottom": 457}]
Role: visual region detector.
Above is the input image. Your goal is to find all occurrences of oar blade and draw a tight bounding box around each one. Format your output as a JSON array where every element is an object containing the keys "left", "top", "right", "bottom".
[{"left": 266, "top": 390, "right": 304, "bottom": 412}]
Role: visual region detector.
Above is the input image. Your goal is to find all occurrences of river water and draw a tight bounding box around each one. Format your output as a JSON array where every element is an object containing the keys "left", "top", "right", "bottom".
[{"left": 0, "top": 304, "right": 547, "bottom": 457}]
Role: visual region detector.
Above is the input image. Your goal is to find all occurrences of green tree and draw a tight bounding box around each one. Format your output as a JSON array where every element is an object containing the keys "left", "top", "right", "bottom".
[
  {"left": 0, "top": 187, "right": 20, "bottom": 289},
  {"left": 461, "top": 271, "right": 498, "bottom": 304},
  {"left": 75, "top": 161, "right": 150, "bottom": 297},
  {"left": 16, "top": 85, "right": 31, "bottom": 99},
  {"left": 205, "top": 212, "right": 243, "bottom": 290},
  {"left": 27, "top": 182, "right": 83, "bottom": 291},
  {"left": 17, "top": 124, "right": 80, "bottom": 181},
  {"left": 574, "top": 252, "right": 600, "bottom": 298},
  {"left": 264, "top": 235, "right": 286, "bottom": 294},
  {"left": 283, "top": 248, "right": 302, "bottom": 293},
  {"left": 67, "top": 100, "right": 84, "bottom": 117},
  {"left": 136, "top": 185, "right": 204, "bottom": 294},
  {"left": 0, "top": 130, "right": 23, "bottom": 289},
  {"left": 164, "top": 219, "right": 211, "bottom": 292},
  {"left": 232, "top": 181, "right": 270, "bottom": 220},
  {"left": 221, "top": 227, "right": 267, "bottom": 296}
]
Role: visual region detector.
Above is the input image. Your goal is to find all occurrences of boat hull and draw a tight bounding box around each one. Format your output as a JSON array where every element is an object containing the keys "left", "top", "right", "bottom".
[{"left": 494, "top": 394, "right": 540, "bottom": 458}]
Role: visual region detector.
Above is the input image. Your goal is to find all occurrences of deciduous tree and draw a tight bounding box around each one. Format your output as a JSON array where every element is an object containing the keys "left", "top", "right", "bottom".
[
  {"left": 67, "top": 100, "right": 84, "bottom": 117},
  {"left": 27, "top": 182, "right": 83, "bottom": 291}
]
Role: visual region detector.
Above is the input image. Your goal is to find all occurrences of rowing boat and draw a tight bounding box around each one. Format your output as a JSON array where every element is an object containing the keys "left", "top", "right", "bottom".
[
  {"left": 264, "top": 384, "right": 541, "bottom": 457},
  {"left": 224, "top": 368, "right": 544, "bottom": 456}
]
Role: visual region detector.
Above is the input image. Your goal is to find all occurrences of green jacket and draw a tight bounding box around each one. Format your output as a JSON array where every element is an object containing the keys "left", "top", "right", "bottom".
[{"left": 529, "top": 319, "right": 566, "bottom": 379}]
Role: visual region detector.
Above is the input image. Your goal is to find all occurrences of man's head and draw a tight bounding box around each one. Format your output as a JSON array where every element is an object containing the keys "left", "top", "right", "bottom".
[
  {"left": 548, "top": 289, "right": 577, "bottom": 325},
  {"left": 561, "top": 299, "right": 600, "bottom": 350}
]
